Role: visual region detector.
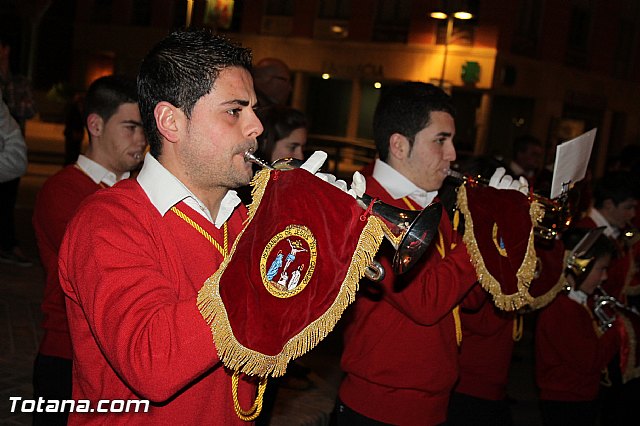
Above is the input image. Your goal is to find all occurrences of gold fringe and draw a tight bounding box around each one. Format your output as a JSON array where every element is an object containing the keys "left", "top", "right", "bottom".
[
  {"left": 512, "top": 314, "right": 523, "bottom": 341},
  {"left": 457, "top": 185, "right": 542, "bottom": 311},
  {"left": 527, "top": 251, "right": 571, "bottom": 310},
  {"left": 197, "top": 172, "right": 386, "bottom": 378}
]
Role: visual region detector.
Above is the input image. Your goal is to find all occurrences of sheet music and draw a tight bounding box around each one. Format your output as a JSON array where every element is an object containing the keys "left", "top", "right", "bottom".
[{"left": 550, "top": 128, "right": 597, "bottom": 199}]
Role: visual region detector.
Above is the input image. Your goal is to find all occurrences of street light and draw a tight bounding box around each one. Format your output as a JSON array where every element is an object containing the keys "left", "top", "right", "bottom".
[{"left": 430, "top": 5, "right": 474, "bottom": 88}]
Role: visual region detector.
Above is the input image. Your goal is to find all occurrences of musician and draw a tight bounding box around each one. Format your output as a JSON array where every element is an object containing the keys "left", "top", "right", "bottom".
[
  {"left": 535, "top": 228, "right": 620, "bottom": 426},
  {"left": 573, "top": 171, "right": 638, "bottom": 301},
  {"left": 57, "top": 30, "right": 356, "bottom": 424},
  {"left": 32, "top": 75, "right": 145, "bottom": 425},
  {"left": 333, "top": 82, "right": 528, "bottom": 425}
]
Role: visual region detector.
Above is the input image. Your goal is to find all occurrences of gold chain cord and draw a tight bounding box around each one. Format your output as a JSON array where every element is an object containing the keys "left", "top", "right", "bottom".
[
  {"left": 232, "top": 371, "right": 268, "bottom": 421},
  {"left": 170, "top": 206, "right": 228, "bottom": 258},
  {"left": 401, "top": 197, "right": 462, "bottom": 345}
]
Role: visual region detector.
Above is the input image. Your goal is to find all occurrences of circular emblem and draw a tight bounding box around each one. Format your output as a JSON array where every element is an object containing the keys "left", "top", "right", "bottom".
[{"left": 260, "top": 225, "right": 317, "bottom": 298}]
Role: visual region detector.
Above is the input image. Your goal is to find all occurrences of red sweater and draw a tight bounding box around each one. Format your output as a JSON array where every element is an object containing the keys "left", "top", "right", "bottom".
[
  {"left": 58, "top": 179, "right": 255, "bottom": 424},
  {"left": 536, "top": 293, "right": 620, "bottom": 401},
  {"left": 455, "top": 286, "right": 516, "bottom": 400},
  {"left": 338, "top": 177, "right": 478, "bottom": 425},
  {"left": 33, "top": 165, "right": 104, "bottom": 359}
]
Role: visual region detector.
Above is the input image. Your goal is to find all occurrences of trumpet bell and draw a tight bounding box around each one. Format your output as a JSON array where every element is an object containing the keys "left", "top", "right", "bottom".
[
  {"left": 358, "top": 194, "right": 442, "bottom": 275},
  {"left": 394, "top": 201, "right": 443, "bottom": 274}
]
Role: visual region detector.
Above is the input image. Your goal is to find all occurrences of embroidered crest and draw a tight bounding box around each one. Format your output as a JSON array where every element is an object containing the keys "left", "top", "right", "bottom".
[{"left": 261, "top": 225, "right": 317, "bottom": 298}]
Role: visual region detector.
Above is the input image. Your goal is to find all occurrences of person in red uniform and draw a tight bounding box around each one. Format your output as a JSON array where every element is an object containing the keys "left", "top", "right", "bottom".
[
  {"left": 32, "top": 75, "right": 146, "bottom": 425},
  {"left": 535, "top": 228, "right": 621, "bottom": 426},
  {"left": 333, "top": 82, "right": 529, "bottom": 425}
]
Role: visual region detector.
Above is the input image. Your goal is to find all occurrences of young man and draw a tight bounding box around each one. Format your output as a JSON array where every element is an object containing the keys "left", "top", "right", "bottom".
[
  {"left": 334, "top": 82, "right": 527, "bottom": 425},
  {"left": 32, "top": 75, "right": 145, "bottom": 425},
  {"left": 56, "top": 29, "right": 354, "bottom": 424},
  {"left": 573, "top": 171, "right": 638, "bottom": 300},
  {"left": 536, "top": 228, "right": 620, "bottom": 426}
]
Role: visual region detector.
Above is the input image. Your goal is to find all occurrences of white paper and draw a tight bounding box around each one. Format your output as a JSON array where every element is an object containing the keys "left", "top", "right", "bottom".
[{"left": 550, "top": 128, "right": 597, "bottom": 199}]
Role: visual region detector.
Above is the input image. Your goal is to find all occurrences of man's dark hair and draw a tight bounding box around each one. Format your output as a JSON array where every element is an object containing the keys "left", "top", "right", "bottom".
[
  {"left": 592, "top": 171, "right": 639, "bottom": 209},
  {"left": 84, "top": 75, "right": 138, "bottom": 131},
  {"left": 513, "top": 135, "right": 541, "bottom": 156},
  {"left": 372, "top": 82, "right": 455, "bottom": 162},
  {"left": 137, "top": 29, "right": 252, "bottom": 157}
]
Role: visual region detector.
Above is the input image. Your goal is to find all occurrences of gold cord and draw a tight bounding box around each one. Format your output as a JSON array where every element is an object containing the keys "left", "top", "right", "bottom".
[
  {"left": 513, "top": 314, "right": 523, "bottom": 341},
  {"left": 170, "top": 206, "right": 228, "bottom": 258},
  {"left": 231, "top": 371, "right": 268, "bottom": 421}
]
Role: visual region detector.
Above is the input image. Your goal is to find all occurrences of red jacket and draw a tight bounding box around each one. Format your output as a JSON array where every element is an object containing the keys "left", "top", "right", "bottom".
[
  {"left": 338, "top": 177, "right": 478, "bottom": 425},
  {"left": 33, "top": 165, "right": 103, "bottom": 359},
  {"left": 59, "top": 180, "right": 255, "bottom": 424},
  {"left": 536, "top": 293, "right": 619, "bottom": 401},
  {"left": 455, "top": 285, "right": 516, "bottom": 400}
]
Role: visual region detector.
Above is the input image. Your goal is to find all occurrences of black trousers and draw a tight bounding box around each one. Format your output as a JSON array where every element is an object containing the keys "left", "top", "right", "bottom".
[
  {"left": 539, "top": 399, "right": 598, "bottom": 426},
  {"left": 447, "top": 391, "right": 513, "bottom": 426},
  {"left": 0, "top": 177, "right": 19, "bottom": 251},
  {"left": 32, "top": 353, "right": 72, "bottom": 426}
]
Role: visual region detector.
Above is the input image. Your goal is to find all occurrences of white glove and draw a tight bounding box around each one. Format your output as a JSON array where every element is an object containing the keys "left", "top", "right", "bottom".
[
  {"left": 488, "top": 167, "right": 529, "bottom": 195},
  {"left": 300, "top": 151, "right": 366, "bottom": 199}
]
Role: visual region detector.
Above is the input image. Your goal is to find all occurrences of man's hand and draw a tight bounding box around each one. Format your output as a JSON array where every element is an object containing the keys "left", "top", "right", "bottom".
[
  {"left": 300, "top": 151, "right": 366, "bottom": 199},
  {"left": 489, "top": 167, "right": 529, "bottom": 195}
]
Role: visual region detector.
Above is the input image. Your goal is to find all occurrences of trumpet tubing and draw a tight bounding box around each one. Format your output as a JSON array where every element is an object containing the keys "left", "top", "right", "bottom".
[{"left": 446, "top": 169, "right": 572, "bottom": 240}]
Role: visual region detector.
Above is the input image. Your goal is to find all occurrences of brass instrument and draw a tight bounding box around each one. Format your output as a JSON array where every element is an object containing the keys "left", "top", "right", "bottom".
[
  {"left": 244, "top": 152, "right": 443, "bottom": 280},
  {"left": 593, "top": 286, "right": 640, "bottom": 332},
  {"left": 446, "top": 169, "right": 572, "bottom": 240}
]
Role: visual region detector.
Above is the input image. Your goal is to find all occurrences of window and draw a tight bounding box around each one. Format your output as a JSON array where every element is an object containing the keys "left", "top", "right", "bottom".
[
  {"left": 132, "top": 0, "right": 152, "bottom": 26},
  {"left": 511, "top": 0, "right": 544, "bottom": 56},
  {"left": 265, "top": 0, "right": 293, "bottom": 16},
  {"left": 565, "top": 2, "right": 594, "bottom": 68},
  {"left": 373, "top": 0, "right": 411, "bottom": 43},
  {"left": 91, "top": 0, "right": 113, "bottom": 24},
  {"left": 318, "top": 0, "right": 351, "bottom": 20}
]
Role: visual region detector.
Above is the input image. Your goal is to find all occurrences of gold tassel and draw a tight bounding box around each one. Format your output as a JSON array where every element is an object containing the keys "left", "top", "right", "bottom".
[
  {"left": 512, "top": 314, "right": 523, "bottom": 341},
  {"left": 453, "top": 306, "right": 462, "bottom": 346}
]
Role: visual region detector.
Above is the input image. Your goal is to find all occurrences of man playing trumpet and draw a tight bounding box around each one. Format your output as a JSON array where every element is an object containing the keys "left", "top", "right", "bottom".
[{"left": 333, "top": 82, "right": 529, "bottom": 425}]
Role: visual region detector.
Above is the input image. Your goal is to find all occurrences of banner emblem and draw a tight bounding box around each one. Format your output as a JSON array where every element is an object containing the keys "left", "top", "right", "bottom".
[{"left": 261, "top": 225, "right": 317, "bottom": 297}]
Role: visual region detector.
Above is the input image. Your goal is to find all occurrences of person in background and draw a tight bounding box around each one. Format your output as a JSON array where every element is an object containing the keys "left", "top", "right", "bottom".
[
  {"left": 508, "top": 135, "right": 543, "bottom": 180},
  {"left": 252, "top": 57, "right": 292, "bottom": 107},
  {"left": 238, "top": 104, "right": 308, "bottom": 206},
  {"left": 31, "top": 75, "right": 145, "bottom": 425},
  {"left": 333, "top": 82, "right": 528, "bottom": 425},
  {"left": 0, "top": 89, "right": 27, "bottom": 187},
  {"left": 535, "top": 227, "right": 621, "bottom": 426},
  {"left": 0, "top": 34, "right": 34, "bottom": 266},
  {"left": 63, "top": 92, "right": 86, "bottom": 165}
]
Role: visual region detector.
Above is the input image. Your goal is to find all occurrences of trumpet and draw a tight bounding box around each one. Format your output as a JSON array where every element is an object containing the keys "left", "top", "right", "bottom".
[
  {"left": 593, "top": 286, "right": 640, "bottom": 332},
  {"left": 446, "top": 169, "right": 573, "bottom": 240},
  {"left": 244, "top": 152, "right": 443, "bottom": 280}
]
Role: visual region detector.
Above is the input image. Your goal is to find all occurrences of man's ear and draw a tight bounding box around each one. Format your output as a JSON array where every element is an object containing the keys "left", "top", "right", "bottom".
[
  {"left": 389, "top": 133, "right": 411, "bottom": 161},
  {"left": 86, "top": 113, "right": 104, "bottom": 138},
  {"left": 154, "top": 101, "right": 181, "bottom": 143}
]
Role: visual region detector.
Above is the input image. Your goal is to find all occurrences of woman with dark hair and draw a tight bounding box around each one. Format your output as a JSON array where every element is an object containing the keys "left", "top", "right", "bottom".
[
  {"left": 238, "top": 105, "right": 308, "bottom": 206},
  {"left": 255, "top": 105, "right": 307, "bottom": 163}
]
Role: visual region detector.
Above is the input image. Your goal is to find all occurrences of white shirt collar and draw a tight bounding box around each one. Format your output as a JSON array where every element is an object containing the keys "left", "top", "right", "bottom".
[
  {"left": 568, "top": 288, "right": 588, "bottom": 305},
  {"left": 76, "top": 155, "right": 129, "bottom": 187},
  {"left": 588, "top": 208, "right": 619, "bottom": 239},
  {"left": 137, "top": 153, "right": 241, "bottom": 228},
  {"left": 372, "top": 158, "right": 437, "bottom": 208}
]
